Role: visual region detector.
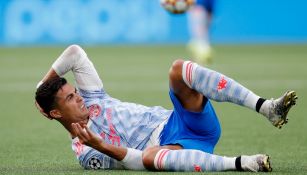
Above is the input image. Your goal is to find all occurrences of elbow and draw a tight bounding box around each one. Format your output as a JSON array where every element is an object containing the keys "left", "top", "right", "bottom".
[
  {"left": 66, "top": 44, "right": 86, "bottom": 57},
  {"left": 57, "top": 44, "right": 89, "bottom": 69}
]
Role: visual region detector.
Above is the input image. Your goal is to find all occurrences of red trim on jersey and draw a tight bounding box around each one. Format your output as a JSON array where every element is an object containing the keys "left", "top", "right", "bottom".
[
  {"left": 88, "top": 104, "right": 101, "bottom": 118},
  {"left": 74, "top": 141, "right": 84, "bottom": 157}
]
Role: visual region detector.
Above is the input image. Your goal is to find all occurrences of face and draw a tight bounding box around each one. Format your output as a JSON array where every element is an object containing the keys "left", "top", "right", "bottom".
[{"left": 52, "top": 83, "right": 89, "bottom": 123}]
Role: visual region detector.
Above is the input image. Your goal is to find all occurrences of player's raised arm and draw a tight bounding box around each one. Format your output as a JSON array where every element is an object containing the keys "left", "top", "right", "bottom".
[{"left": 38, "top": 45, "right": 103, "bottom": 91}]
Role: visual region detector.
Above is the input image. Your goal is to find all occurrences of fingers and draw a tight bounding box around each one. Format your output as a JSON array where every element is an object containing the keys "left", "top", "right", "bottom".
[
  {"left": 84, "top": 125, "right": 95, "bottom": 137},
  {"left": 72, "top": 123, "right": 90, "bottom": 143},
  {"left": 71, "top": 123, "right": 103, "bottom": 149},
  {"left": 71, "top": 123, "right": 82, "bottom": 140}
]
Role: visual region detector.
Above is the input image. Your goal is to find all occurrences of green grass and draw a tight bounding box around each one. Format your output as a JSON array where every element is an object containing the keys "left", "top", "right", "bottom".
[{"left": 0, "top": 44, "right": 306, "bottom": 174}]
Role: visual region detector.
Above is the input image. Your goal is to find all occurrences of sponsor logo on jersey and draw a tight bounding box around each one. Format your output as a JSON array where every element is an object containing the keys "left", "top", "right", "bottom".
[
  {"left": 88, "top": 104, "right": 101, "bottom": 118},
  {"left": 106, "top": 108, "right": 121, "bottom": 146}
]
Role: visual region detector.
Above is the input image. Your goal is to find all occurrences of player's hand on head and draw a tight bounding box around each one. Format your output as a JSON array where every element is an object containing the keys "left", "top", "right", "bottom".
[{"left": 71, "top": 123, "right": 103, "bottom": 149}]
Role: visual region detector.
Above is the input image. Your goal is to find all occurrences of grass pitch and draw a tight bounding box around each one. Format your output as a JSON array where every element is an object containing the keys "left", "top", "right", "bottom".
[{"left": 0, "top": 44, "right": 306, "bottom": 174}]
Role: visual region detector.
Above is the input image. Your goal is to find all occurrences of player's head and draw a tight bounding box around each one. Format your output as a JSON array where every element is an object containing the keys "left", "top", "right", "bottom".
[{"left": 35, "top": 77, "right": 89, "bottom": 123}]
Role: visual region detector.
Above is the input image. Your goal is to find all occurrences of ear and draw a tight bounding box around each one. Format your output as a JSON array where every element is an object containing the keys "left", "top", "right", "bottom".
[{"left": 49, "top": 109, "right": 62, "bottom": 119}]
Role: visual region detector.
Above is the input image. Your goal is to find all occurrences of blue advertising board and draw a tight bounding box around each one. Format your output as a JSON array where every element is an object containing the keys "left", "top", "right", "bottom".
[
  {"left": 0, "top": 0, "right": 189, "bottom": 45},
  {"left": 0, "top": 0, "right": 306, "bottom": 45}
]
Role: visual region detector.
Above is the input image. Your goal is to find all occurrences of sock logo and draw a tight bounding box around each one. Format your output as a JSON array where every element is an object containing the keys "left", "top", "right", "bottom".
[
  {"left": 194, "top": 164, "right": 202, "bottom": 172},
  {"left": 217, "top": 76, "right": 227, "bottom": 91}
]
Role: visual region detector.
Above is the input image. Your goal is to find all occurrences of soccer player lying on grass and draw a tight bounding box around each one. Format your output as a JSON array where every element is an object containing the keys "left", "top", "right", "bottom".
[{"left": 35, "top": 45, "right": 297, "bottom": 172}]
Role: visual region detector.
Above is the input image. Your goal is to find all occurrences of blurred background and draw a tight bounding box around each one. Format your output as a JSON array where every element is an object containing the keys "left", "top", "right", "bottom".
[
  {"left": 0, "top": 0, "right": 306, "bottom": 174},
  {"left": 0, "top": 0, "right": 306, "bottom": 45}
]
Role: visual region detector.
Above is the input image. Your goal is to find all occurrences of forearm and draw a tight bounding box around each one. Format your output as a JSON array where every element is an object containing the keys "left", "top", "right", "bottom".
[
  {"left": 97, "top": 143, "right": 145, "bottom": 170},
  {"left": 39, "top": 45, "right": 80, "bottom": 82},
  {"left": 41, "top": 68, "right": 59, "bottom": 82},
  {"left": 37, "top": 45, "right": 76, "bottom": 86},
  {"left": 36, "top": 68, "right": 59, "bottom": 89},
  {"left": 97, "top": 143, "right": 146, "bottom": 170},
  {"left": 72, "top": 123, "right": 145, "bottom": 170},
  {"left": 94, "top": 142, "right": 127, "bottom": 161}
]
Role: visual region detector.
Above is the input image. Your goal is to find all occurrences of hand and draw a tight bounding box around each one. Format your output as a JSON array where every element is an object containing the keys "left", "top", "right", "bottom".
[
  {"left": 71, "top": 123, "right": 103, "bottom": 150},
  {"left": 72, "top": 123, "right": 128, "bottom": 161}
]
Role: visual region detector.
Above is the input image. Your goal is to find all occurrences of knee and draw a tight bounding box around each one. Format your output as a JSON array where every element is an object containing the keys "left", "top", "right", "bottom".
[
  {"left": 169, "top": 59, "right": 184, "bottom": 81},
  {"left": 142, "top": 146, "right": 160, "bottom": 170}
]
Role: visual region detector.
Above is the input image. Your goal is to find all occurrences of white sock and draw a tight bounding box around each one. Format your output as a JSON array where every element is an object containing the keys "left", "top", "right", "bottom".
[
  {"left": 182, "top": 61, "right": 261, "bottom": 111},
  {"left": 154, "top": 149, "right": 236, "bottom": 172},
  {"left": 259, "top": 100, "right": 271, "bottom": 118}
]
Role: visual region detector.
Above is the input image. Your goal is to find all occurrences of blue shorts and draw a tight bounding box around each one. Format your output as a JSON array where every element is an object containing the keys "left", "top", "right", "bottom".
[
  {"left": 196, "top": 0, "right": 215, "bottom": 13},
  {"left": 159, "top": 90, "right": 221, "bottom": 154}
]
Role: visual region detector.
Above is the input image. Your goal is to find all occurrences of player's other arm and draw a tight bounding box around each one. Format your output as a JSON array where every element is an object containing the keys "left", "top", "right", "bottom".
[
  {"left": 72, "top": 123, "right": 184, "bottom": 171},
  {"left": 72, "top": 123, "right": 145, "bottom": 170},
  {"left": 72, "top": 123, "right": 127, "bottom": 161}
]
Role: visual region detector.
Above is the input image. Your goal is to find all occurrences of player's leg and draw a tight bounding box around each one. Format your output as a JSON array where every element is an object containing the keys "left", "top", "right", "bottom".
[
  {"left": 142, "top": 145, "right": 272, "bottom": 172},
  {"left": 169, "top": 60, "right": 204, "bottom": 112},
  {"left": 187, "top": 0, "right": 214, "bottom": 65},
  {"left": 169, "top": 59, "right": 298, "bottom": 128}
]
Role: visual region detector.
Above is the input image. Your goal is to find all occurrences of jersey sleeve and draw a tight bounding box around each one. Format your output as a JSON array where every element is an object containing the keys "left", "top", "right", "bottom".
[
  {"left": 72, "top": 138, "right": 124, "bottom": 170},
  {"left": 80, "top": 149, "right": 124, "bottom": 170},
  {"left": 52, "top": 45, "right": 103, "bottom": 91}
]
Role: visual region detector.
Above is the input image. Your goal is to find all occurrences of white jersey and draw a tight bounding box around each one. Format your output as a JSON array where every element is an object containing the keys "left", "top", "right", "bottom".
[
  {"left": 51, "top": 45, "right": 171, "bottom": 169},
  {"left": 72, "top": 88, "right": 171, "bottom": 169}
]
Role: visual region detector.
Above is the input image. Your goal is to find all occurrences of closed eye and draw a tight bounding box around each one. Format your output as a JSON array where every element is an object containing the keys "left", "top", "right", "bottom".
[{"left": 66, "top": 94, "right": 73, "bottom": 101}]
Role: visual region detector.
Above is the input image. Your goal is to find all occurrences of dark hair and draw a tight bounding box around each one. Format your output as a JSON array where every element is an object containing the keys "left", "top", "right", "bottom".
[{"left": 35, "top": 77, "right": 67, "bottom": 116}]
